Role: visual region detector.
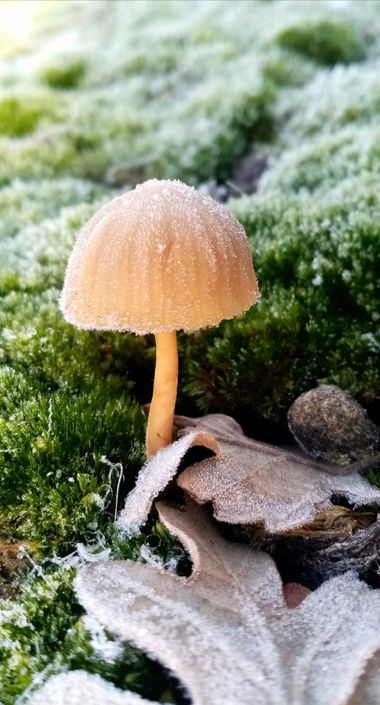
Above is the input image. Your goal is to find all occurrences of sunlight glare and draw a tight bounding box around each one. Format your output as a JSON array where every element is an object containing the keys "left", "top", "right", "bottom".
[{"left": 0, "top": 1, "right": 42, "bottom": 44}]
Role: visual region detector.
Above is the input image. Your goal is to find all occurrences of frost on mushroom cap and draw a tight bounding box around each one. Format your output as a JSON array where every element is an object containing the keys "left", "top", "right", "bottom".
[{"left": 60, "top": 179, "right": 259, "bottom": 334}]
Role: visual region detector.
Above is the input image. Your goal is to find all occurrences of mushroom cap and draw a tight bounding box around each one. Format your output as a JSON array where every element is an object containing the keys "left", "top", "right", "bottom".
[{"left": 60, "top": 179, "right": 259, "bottom": 334}]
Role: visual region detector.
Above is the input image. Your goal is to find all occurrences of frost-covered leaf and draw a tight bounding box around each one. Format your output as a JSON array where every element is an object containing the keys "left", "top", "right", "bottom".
[
  {"left": 28, "top": 670, "right": 162, "bottom": 705},
  {"left": 73, "top": 502, "right": 380, "bottom": 705},
  {"left": 176, "top": 414, "right": 380, "bottom": 532},
  {"left": 117, "top": 428, "right": 218, "bottom": 533},
  {"left": 119, "top": 413, "right": 380, "bottom": 534}
]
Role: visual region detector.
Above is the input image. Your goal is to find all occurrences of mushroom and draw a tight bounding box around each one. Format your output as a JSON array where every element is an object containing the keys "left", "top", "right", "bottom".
[{"left": 60, "top": 179, "right": 259, "bottom": 457}]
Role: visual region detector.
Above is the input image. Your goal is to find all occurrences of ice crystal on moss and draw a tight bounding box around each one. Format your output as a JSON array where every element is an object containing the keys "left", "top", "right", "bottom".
[
  {"left": 182, "top": 179, "right": 380, "bottom": 427},
  {"left": 260, "top": 125, "right": 380, "bottom": 194},
  {"left": 277, "top": 59, "right": 380, "bottom": 142}
]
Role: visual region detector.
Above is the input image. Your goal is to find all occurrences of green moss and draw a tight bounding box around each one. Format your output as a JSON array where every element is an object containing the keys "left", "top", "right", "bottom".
[
  {"left": 260, "top": 126, "right": 380, "bottom": 194},
  {"left": 0, "top": 97, "right": 50, "bottom": 137},
  {"left": 181, "top": 182, "right": 380, "bottom": 429},
  {"left": 123, "top": 48, "right": 178, "bottom": 76},
  {"left": 40, "top": 59, "right": 86, "bottom": 89},
  {"left": 182, "top": 290, "right": 307, "bottom": 426},
  {"left": 0, "top": 291, "right": 149, "bottom": 555},
  {"left": 0, "top": 568, "right": 79, "bottom": 704},
  {"left": 276, "top": 19, "right": 367, "bottom": 66},
  {"left": 0, "top": 110, "right": 149, "bottom": 185},
  {"left": 0, "top": 178, "right": 106, "bottom": 239},
  {"left": 0, "top": 369, "right": 145, "bottom": 551},
  {"left": 0, "top": 78, "right": 275, "bottom": 185},
  {"left": 151, "top": 78, "right": 276, "bottom": 183},
  {"left": 277, "top": 61, "right": 380, "bottom": 141},
  {"left": 262, "top": 53, "right": 315, "bottom": 87}
]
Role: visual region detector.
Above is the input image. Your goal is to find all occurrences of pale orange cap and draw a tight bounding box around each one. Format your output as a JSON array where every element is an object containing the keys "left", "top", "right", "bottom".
[{"left": 60, "top": 179, "right": 259, "bottom": 334}]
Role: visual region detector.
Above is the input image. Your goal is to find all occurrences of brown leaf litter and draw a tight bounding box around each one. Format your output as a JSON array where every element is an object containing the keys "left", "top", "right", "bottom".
[
  {"left": 31, "top": 501, "right": 380, "bottom": 705},
  {"left": 118, "top": 413, "right": 380, "bottom": 535}
]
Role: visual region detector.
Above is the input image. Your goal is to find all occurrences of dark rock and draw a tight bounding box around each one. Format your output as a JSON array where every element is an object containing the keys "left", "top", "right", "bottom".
[{"left": 288, "top": 384, "right": 379, "bottom": 464}]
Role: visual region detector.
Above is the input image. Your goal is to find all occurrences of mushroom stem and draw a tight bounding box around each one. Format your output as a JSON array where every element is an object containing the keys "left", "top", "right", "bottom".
[{"left": 146, "top": 331, "right": 178, "bottom": 457}]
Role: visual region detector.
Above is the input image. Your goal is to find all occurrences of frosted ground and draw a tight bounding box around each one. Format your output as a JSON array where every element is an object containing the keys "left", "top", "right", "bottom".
[{"left": 0, "top": 1, "right": 380, "bottom": 702}]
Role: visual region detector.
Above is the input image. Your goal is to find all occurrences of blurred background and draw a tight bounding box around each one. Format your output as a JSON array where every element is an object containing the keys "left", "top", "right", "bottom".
[
  {"left": 1, "top": 0, "right": 380, "bottom": 435},
  {"left": 0, "top": 0, "right": 377, "bottom": 188}
]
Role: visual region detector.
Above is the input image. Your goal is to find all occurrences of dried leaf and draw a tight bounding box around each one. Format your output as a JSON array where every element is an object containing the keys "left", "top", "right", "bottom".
[
  {"left": 117, "top": 428, "right": 218, "bottom": 533},
  {"left": 176, "top": 414, "right": 380, "bottom": 532},
  {"left": 30, "top": 502, "right": 380, "bottom": 704},
  {"left": 28, "top": 670, "right": 162, "bottom": 705},
  {"left": 274, "top": 506, "right": 376, "bottom": 539},
  {"left": 69, "top": 501, "right": 380, "bottom": 705},
  {"left": 119, "top": 413, "right": 380, "bottom": 534}
]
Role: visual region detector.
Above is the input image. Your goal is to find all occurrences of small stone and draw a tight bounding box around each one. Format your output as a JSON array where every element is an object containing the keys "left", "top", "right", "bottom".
[{"left": 288, "top": 384, "right": 379, "bottom": 464}]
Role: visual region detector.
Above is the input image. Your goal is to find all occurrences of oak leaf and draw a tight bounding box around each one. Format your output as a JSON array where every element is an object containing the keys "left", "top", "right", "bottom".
[
  {"left": 119, "top": 413, "right": 380, "bottom": 534},
  {"left": 31, "top": 500, "right": 380, "bottom": 705}
]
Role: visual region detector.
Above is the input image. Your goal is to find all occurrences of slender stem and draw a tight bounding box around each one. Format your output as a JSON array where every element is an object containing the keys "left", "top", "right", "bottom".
[{"left": 146, "top": 331, "right": 178, "bottom": 457}]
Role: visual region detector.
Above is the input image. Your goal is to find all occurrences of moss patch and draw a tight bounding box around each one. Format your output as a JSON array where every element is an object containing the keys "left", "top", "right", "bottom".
[
  {"left": 181, "top": 180, "right": 380, "bottom": 429},
  {"left": 260, "top": 126, "right": 380, "bottom": 194},
  {"left": 0, "top": 97, "right": 50, "bottom": 137},
  {"left": 40, "top": 59, "right": 86, "bottom": 90},
  {"left": 276, "top": 19, "right": 367, "bottom": 66},
  {"left": 0, "top": 371, "right": 145, "bottom": 552}
]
